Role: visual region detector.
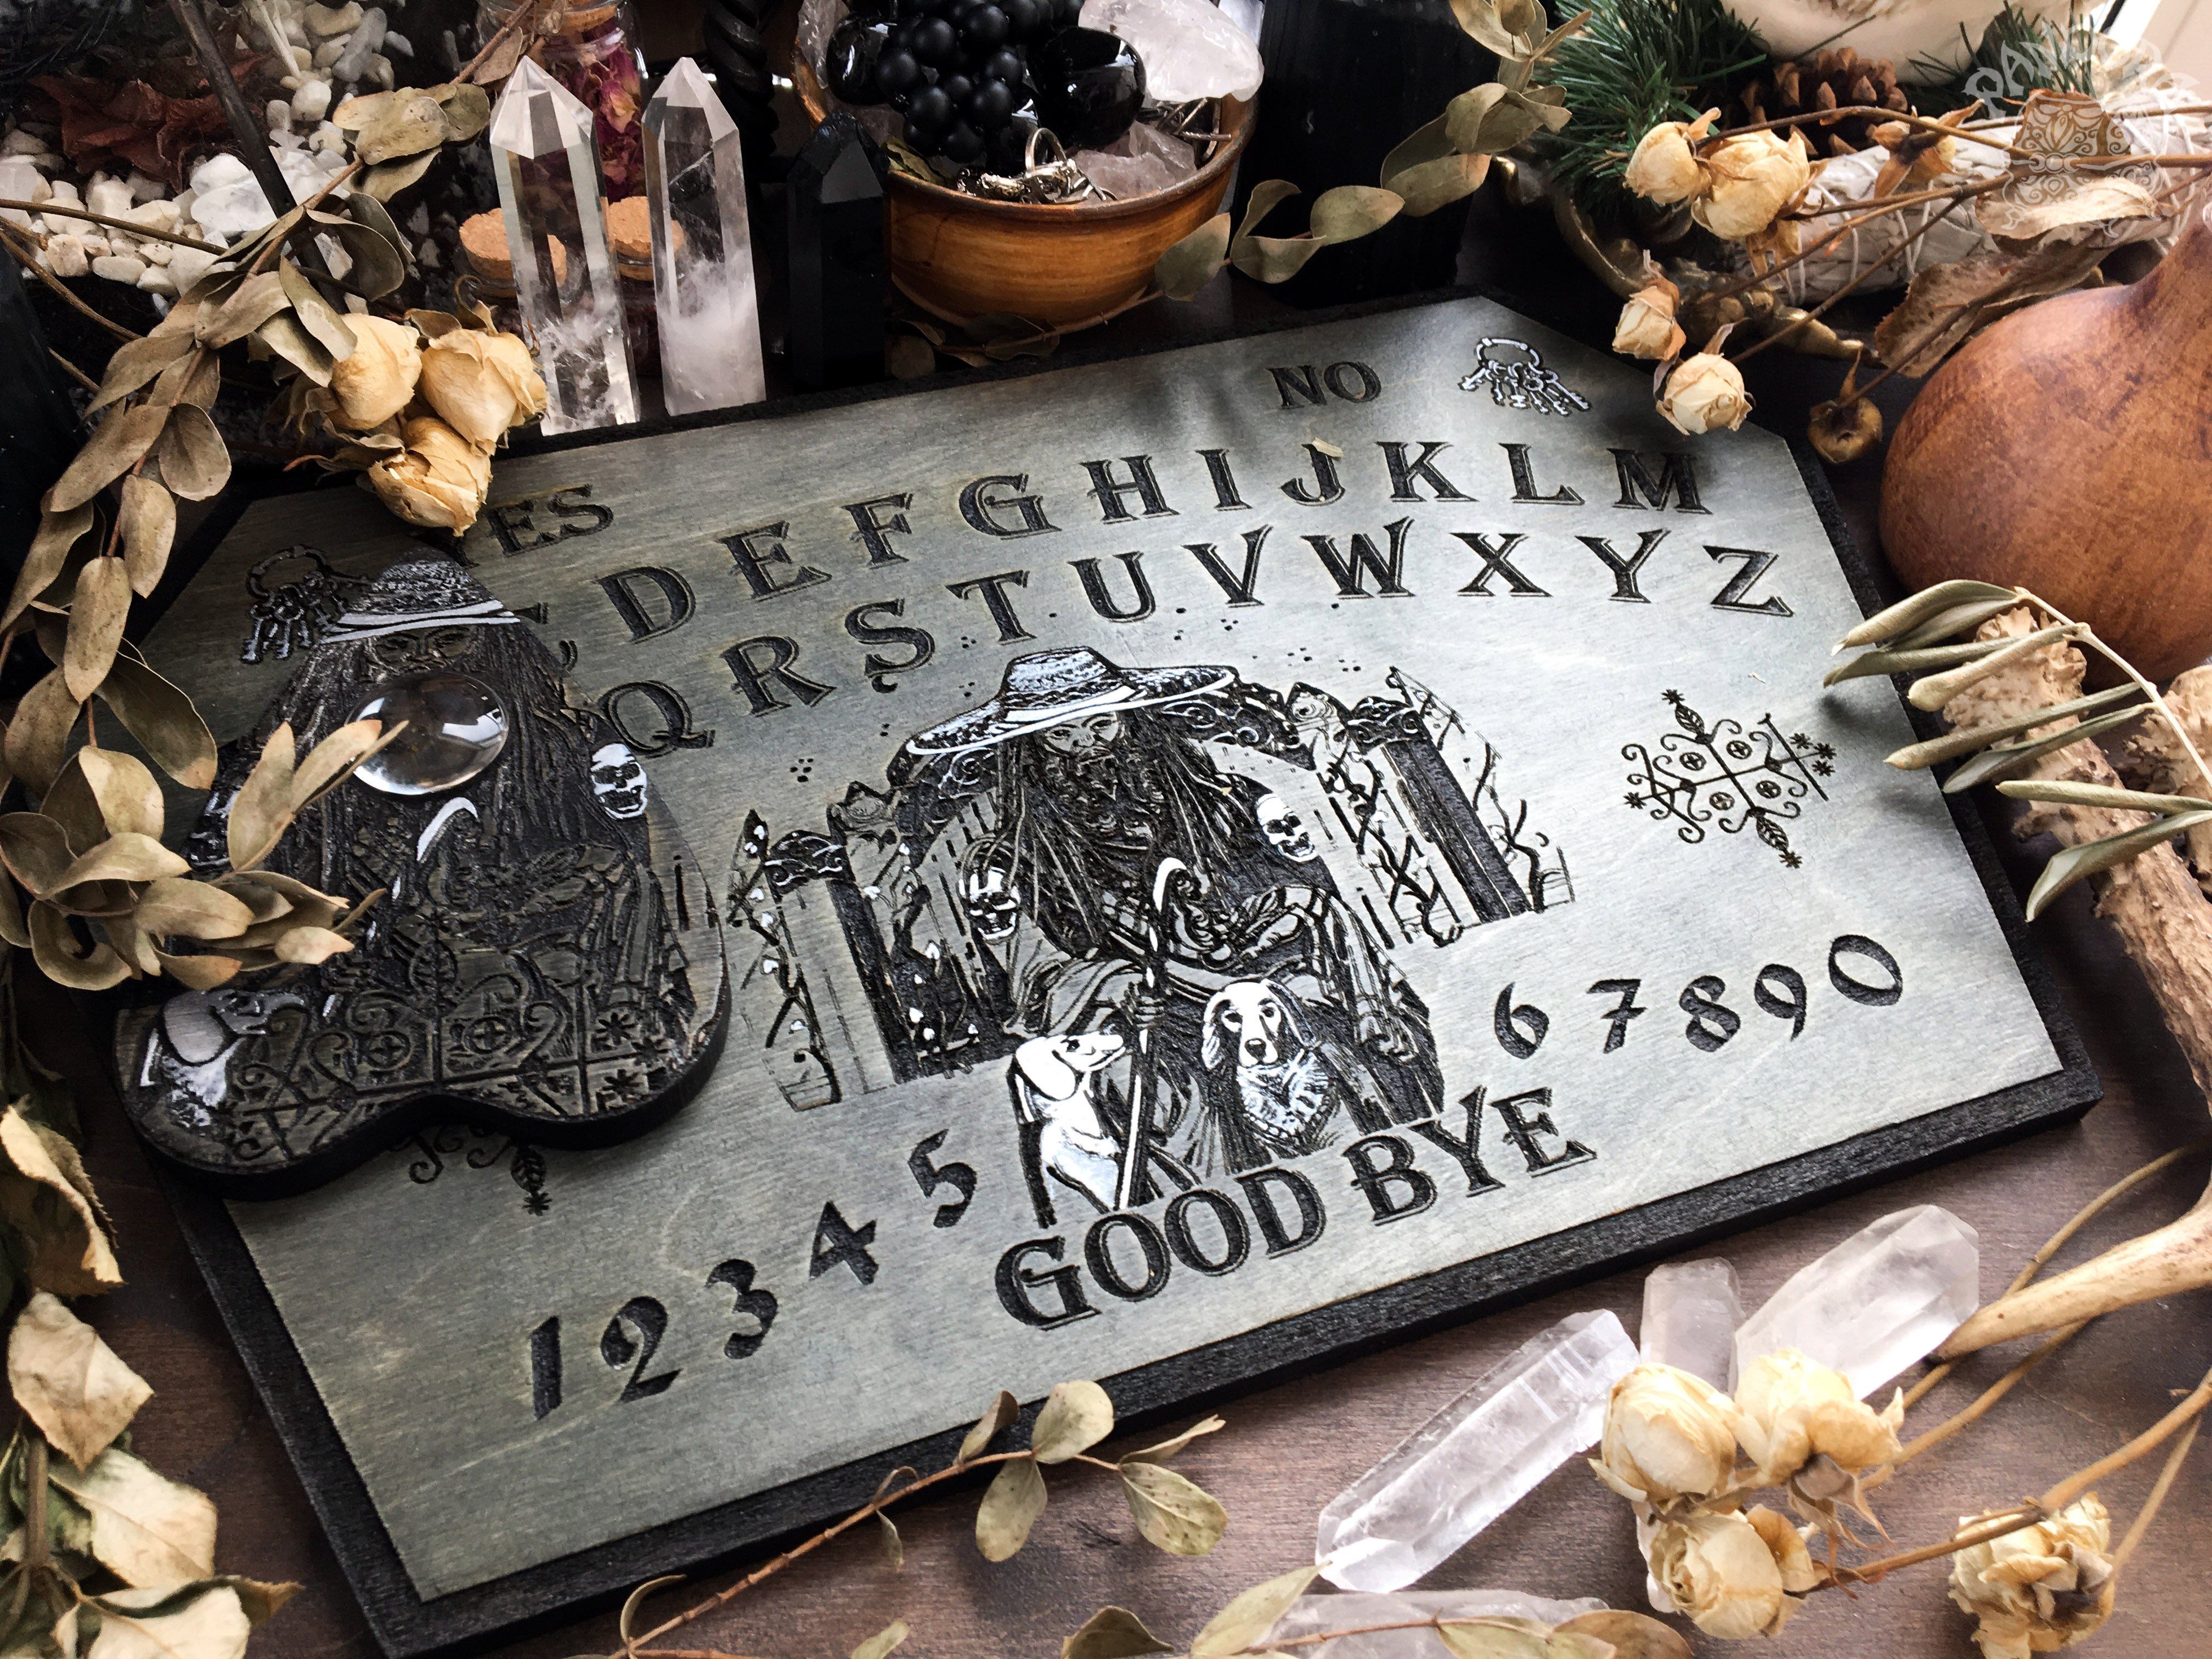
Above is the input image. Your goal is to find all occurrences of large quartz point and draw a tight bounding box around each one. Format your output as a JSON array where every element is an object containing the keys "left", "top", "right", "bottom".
[
  {"left": 1639, "top": 1258, "right": 1743, "bottom": 1390},
  {"left": 488, "top": 57, "right": 640, "bottom": 433},
  {"left": 1734, "top": 1205, "right": 1980, "bottom": 1398},
  {"left": 1268, "top": 1590, "right": 1609, "bottom": 1657},
  {"left": 1316, "top": 1310, "right": 1638, "bottom": 1593},
  {"left": 642, "top": 57, "right": 766, "bottom": 415},
  {"left": 1080, "top": 0, "right": 1262, "bottom": 103}
]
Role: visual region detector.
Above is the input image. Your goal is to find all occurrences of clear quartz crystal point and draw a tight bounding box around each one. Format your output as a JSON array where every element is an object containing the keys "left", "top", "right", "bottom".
[
  {"left": 1734, "top": 1205, "right": 1980, "bottom": 1399},
  {"left": 1270, "top": 1591, "right": 1609, "bottom": 1657},
  {"left": 1316, "top": 1310, "right": 1638, "bottom": 1593},
  {"left": 488, "top": 57, "right": 639, "bottom": 434},
  {"left": 642, "top": 57, "right": 765, "bottom": 415},
  {"left": 1640, "top": 1259, "right": 1744, "bottom": 1391}
]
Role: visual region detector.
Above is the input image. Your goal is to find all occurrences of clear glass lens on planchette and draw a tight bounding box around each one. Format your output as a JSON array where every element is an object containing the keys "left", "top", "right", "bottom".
[
  {"left": 351, "top": 672, "right": 509, "bottom": 795},
  {"left": 1316, "top": 1309, "right": 1639, "bottom": 1593}
]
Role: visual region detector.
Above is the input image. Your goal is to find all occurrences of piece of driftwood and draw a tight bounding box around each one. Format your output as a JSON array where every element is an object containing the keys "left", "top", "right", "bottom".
[{"left": 1938, "top": 613, "right": 2212, "bottom": 1357}]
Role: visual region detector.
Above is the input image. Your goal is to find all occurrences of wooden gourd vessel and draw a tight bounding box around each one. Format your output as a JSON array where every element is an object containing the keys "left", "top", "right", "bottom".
[{"left": 1881, "top": 204, "right": 2212, "bottom": 681}]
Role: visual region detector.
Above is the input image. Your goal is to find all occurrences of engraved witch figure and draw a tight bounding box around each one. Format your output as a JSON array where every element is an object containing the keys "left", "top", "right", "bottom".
[
  {"left": 123, "top": 557, "right": 724, "bottom": 1189},
  {"left": 891, "top": 647, "right": 1442, "bottom": 1216}
]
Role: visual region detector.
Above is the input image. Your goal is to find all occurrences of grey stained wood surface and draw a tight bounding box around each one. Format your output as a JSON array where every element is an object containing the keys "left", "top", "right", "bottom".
[{"left": 54, "top": 320, "right": 2212, "bottom": 1658}]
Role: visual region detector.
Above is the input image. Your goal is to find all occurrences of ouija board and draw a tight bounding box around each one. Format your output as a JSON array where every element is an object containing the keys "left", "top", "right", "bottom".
[{"left": 136, "top": 295, "right": 2094, "bottom": 1655}]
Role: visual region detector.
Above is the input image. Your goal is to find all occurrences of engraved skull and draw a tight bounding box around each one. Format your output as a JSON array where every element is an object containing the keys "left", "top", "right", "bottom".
[
  {"left": 590, "top": 742, "right": 649, "bottom": 820},
  {"left": 1256, "top": 793, "right": 1318, "bottom": 862},
  {"left": 963, "top": 858, "right": 1023, "bottom": 941}
]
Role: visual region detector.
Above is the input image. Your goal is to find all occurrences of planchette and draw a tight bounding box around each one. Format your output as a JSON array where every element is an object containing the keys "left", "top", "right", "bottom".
[{"left": 112, "top": 556, "right": 727, "bottom": 1195}]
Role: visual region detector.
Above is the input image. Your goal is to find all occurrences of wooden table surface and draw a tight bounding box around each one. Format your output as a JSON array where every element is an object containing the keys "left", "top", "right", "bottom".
[{"left": 55, "top": 251, "right": 2212, "bottom": 1659}]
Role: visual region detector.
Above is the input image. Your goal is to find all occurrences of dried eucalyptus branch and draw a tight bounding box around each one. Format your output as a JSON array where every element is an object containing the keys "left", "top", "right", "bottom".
[{"left": 610, "top": 1384, "right": 1228, "bottom": 1659}]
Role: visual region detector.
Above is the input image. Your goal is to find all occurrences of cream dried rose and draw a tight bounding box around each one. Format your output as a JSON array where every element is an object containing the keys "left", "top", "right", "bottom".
[
  {"left": 1592, "top": 1362, "right": 1742, "bottom": 1503},
  {"left": 1611, "top": 279, "right": 1686, "bottom": 361},
  {"left": 1658, "top": 352, "right": 1752, "bottom": 435},
  {"left": 419, "top": 328, "right": 549, "bottom": 446},
  {"left": 1734, "top": 1348, "right": 1904, "bottom": 1481},
  {"left": 1692, "top": 128, "right": 1812, "bottom": 240},
  {"left": 1948, "top": 1496, "right": 2113, "bottom": 1659},
  {"left": 1623, "top": 109, "right": 1718, "bottom": 205},
  {"left": 1647, "top": 1510, "right": 1797, "bottom": 1639},
  {"left": 328, "top": 314, "right": 424, "bottom": 431},
  {"left": 368, "top": 416, "right": 495, "bottom": 531}
]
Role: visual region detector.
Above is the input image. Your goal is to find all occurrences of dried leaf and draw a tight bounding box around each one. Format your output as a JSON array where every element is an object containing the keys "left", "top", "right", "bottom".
[
  {"left": 64, "top": 557, "right": 132, "bottom": 702},
  {"left": 1556, "top": 1610, "right": 1693, "bottom": 1659},
  {"left": 1894, "top": 595, "right": 2038, "bottom": 651},
  {"left": 52, "top": 750, "right": 163, "bottom": 844},
  {"left": 471, "top": 25, "right": 528, "bottom": 83},
  {"left": 3, "top": 670, "right": 82, "bottom": 797},
  {"left": 1444, "top": 83, "right": 1542, "bottom": 155},
  {"left": 1822, "top": 637, "right": 2000, "bottom": 686},
  {"left": 958, "top": 1389, "right": 1020, "bottom": 1463},
  {"left": 153, "top": 951, "right": 241, "bottom": 991},
  {"left": 290, "top": 718, "right": 391, "bottom": 809},
  {"left": 974, "top": 1457, "right": 1046, "bottom": 1561},
  {"left": 877, "top": 1510, "right": 904, "bottom": 1567},
  {"left": 5, "top": 504, "right": 95, "bottom": 629},
  {"left": 0, "top": 1105, "right": 121, "bottom": 1295},
  {"left": 8, "top": 1291, "right": 150, "bottom": 1469},
  {"left": 29, "top": 899, "right": 129, "bottom": 988},
  {"left": 1190, "top": 1565, "right": 1321, "bottom": 1657},
  {"left": 0, "top": 814, "right": 74, "bottom": 894},
  {"left": 51, "top": 833, "right": 188, "bottom": 892},
  {"left": 1941, "top": 704, "right": 2153, "bottom": 794},
  {"left": 436, "top": 82, "right": 492, "bottom": 142},
  {"left": 212, "top": 1577, "right": 301, "bottom": 1626},
  {"left": 84, "top": 334, "right": 197, "bottom": 415},
  {"left": 1118, "top": 1460, "right": 1227, "bottom": 1555},
  {"left": 1381, "top": 151, "right": 1488, "bottom": 216},
  {"left": 362, "top": 150, "right": 438, "bottom": 202},
  {"left": 148, "top": 349, "right": 221, "bottom": 410},
  {"left": 1435, "top": 1621, "right": 1550, "bottom": 1659},
  {"left": 1063, "top": 1607, "right": 1172, "bottom": 1659},
  {"left": 153, "top": 404, "right": 230, "bottom": 500},
  {"left": 851, "top": 1620, "right": 909, "bottom": 1659},
  {"left": 116, "top": 477, "right": 175, "bottom": 598},
  {"left": 47, "top": 405, "right": 170, "bottom": 515},
  {"left": 1031, "top": 1380, "right": 1113, "bottom": 1463},
  {"left": 1871, "top": 244, "right": 2102, "bottom": 377},
  {"left": 618, "top": 1575, "right": 684, "bottom": 1644},
  {"left": 94, "top": 654, "right": 218, "bottom": 789},
  {"left": 273, "top": 926, "right": 351, "bottom": 964},
  {"left": 2024, "top": 809, "right": 2212, "bottom": 919},
  {"left": 1120, "top": 1414, "right": 1226, "bottom": 1465},
  {"left": 252, "top": 311, "right": 338, "bottom": 386},
  {"left": 1996, "top": 778, "right": 2212, "bottom": 815},
  {"left": 1155, "top": 213, "right": 1231, "bottom": 300},
  {"left": 356, "top": 93, "right": 448, "bottom": 165},
  {"left": 331, "top": 88, "right": 406, "bottom": 129},
  {"left": 1886, "top": 684, "right": 2144, "bottom": 770},
  {"left": 0, "top": 876, "right": 28, "bottom": 950},
  {"left": 194, "top": 270, "right": 290, "bottom": 349},
  {"left": 1236, "top": 179, "right": 1302, "bottom": 241},
  {"left": 276, "top": 261, "right": 356, "bottom": 358},
  {"left": 134, "top": 879, "right": 254, "bottom": 941},
  {"left": 48, "top": 1444, "right": 217, "bottom": 1586},
  {"left": 1906, "top": 623, "right": 2085, "bottom": 709},
  {"left": 85, "top": 1582, "right": 252, "bottom": 1659},
  {"left": 228, "top": 724, "right": 296, "bottom": 870},
  {"left": 1310, "top": 185, "right": 1404, "bottom": 242}
]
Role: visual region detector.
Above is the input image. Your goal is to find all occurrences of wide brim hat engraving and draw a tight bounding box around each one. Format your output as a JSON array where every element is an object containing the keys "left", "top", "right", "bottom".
[
  {"left": 902, "top": 646, "right": 1235, "bottom": 757},
  {"left": 111, "top": 552, "right": 727, "bottom": 1197}
]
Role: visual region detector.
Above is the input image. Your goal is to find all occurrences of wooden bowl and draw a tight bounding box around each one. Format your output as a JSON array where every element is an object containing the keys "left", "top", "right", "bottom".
[{"left": 791, "top": 57, "right": 1251, "bottom": 330}]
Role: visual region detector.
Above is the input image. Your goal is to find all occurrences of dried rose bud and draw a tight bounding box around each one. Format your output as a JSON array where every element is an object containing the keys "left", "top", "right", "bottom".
[
  {"left": 368, "top": 416, "right": 495, "bottom": 531},
  {"left": 419, "top": 328, "right": 549, "bottom": 447},
  {"left": 1612, "top": 279, "right": 1686, "bottom": 362},
  {"left": 1623, "top": 109, "right": 1718, "bottom": 205},
  {"left": 327, "top": 314, "right": 424, "bottom": 431},
  {"left": 1948, "top": 1495, "right": 2113, "bottom": 1658},
  {"left": 1657, "top": 352, "right": 1752, "bottom": 435},
  {"left": 1734, "top": 1348, "right": 1904, "bottom": 1482},
  {"left": 1591, "top": 1362, "right": 1743, "bottom": 1503},
  {"left": 1647, "top": 1509, "right": 1801, "bottom": 1639},
  {"left": 1692, "top": 128, "right": 1812, "bottom": 240},
  {"left": 1809, "top": 395, "right": 1883, "bottom": 464}
]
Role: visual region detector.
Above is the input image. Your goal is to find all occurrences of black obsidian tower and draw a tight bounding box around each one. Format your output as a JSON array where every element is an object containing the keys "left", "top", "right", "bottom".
[
  {"left": 787, "top": 112, "right": 890, "bottom": 391},
  {"left": 1235, "top": 0, "right": 1496, "bottom": 307}
]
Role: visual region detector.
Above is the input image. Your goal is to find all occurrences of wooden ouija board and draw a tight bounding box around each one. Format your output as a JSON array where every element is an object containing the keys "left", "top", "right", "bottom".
[{"left": 137, "top": 295, "right": 2094, "bottom": 1655}]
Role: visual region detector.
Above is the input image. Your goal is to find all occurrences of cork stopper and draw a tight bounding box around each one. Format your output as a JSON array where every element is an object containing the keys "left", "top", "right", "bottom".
[
  {"left": 458, "top": 208, "right": 569, "bottom": 288},
  {"left": 605, "top": 194, "right": 653, "bottom": 279}
]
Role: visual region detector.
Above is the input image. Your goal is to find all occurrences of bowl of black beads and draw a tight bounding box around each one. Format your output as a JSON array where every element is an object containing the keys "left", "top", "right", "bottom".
[{"left": 794, "top": 0, "right": 1253, "bottom": 329}]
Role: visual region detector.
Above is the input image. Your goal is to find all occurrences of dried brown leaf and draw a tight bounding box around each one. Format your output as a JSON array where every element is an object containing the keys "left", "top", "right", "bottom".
[
  {"left": 0, "top": 1103, "right": 122, "bottom": 1294},
  {"left": 116, "top": 477, "right": 175, "bottom": 598},
  {"left": 274, "top": 925, "right": 352, "bottom": 963},
  {"left": 1062, "top": 1606, "right": 1172, "bottom": 1659},
  {"left": 1118, "top": 1460, "right": 1227, "bottom": 1555},
  {"left": 1155, "top": 213, "right": 1231, "bottom": 300},
  {"left": 290, "top": 718, "right": 392, "bottom": 809},
  {"left": 194, "top": 270, "right": 289, "bottom": 349},
  {"left": 6, "top": 503, "right": 95, "bottom": 629},
  {"left": 357, "top": 93, "right": 449, "bottom": 165},
  {"left": 9, "top": 1290, "right": 151, "bottom": 1469},
  {"left": 435, "top": 81, "right": 492, "bottom": 142},
  {"left": 153, "top": 404, "right": 230, "bottom": 500},
  {"left": 254, "top": 311, "right": 338, "bottom": 386},
  {"left": 148, "top": 349, "right": 221, "bottom": 410},
  {"left": 1190, "top": 1565, "right": 1321, "bottom": 1657},
  {"left": 49, "top": 749, "right": 162, "bottom": 845},
  {"left": 0, "top": 812, "right": 74, "bottom": 894},
  {"left": 134, "top": 878, "right": 255, "bottom": 941},
  {"left": 1435, "top": 1621, "right": 1551, "bottom": 1659},
  {"left": 363, "top": 150, "right": 438, "bottom": 202},
  {"left": 0, "top": 876, "right": 28, "bottom": 949},
  {"left": 851, "top": 1620, "right": 910, "bottom": 1659},
  {"left": 958, "top": 1389, "right": 1019, "bottom": 1463},
  {"left": 153, "top": 950, "right": 242, "bottom": 991},
  {"left": 617, "top": 1575, "right": 685, "bottom": 1645},
  {"left": 47, "top": 405, "right": 169, "bottom": 514},
  {"left": 92, "top": 653, "right": 216, "bottom": 790},
  {"left": 1556, "top": 1610, "right": 1693, "bottom": 1659},
  {"left": 1031, "top": 1380, "right": 1113, "bottom": 1463},
  {"left": 85, "top": 332, "right": 198, "bottom": 416},
  {"left": 47, "top": 1443, "right": 217, "bottom": 1586},
  {"left": 279, "top": 261, "right": 358, "bottom": 360},
  {"left": 228, "top": 723, "right": 296, "bottom": 870},
  {"left": 974, "top": 1456, "right": 1046, "bottom": 1561},
  {"left": 1871, "top": 244, "right": 2103, "bottom": 377},
  {"left": 1121, "top": 1414, "right": 1226, "bottom": 1465},
  {"left": 5, "top": 668, "right": 83, "bottom": 797},
  {"left": 51, "top": 833, "right": 188, "bottom": 891},
  {"left": 29, "top": 898, "right": 130, "bottom": 988},
  {"left": 64, "top": 556, "right": 132, "bottom": 701}
]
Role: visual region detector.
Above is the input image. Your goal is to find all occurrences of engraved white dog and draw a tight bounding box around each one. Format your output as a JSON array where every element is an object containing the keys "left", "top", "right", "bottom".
[{"left": 1008, "top": 1030, "right": 1128, "bottom": 1220}]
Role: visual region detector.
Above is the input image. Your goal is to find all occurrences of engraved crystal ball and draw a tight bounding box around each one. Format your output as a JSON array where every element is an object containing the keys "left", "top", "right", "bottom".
[{"left": 351, "top": 672, "right": 510, "bottom": 795}]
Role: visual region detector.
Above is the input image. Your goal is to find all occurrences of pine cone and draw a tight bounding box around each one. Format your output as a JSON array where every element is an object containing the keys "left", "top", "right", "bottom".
[{"left": 1736, "top": 49, "right": 1914, "bottom": 159}]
